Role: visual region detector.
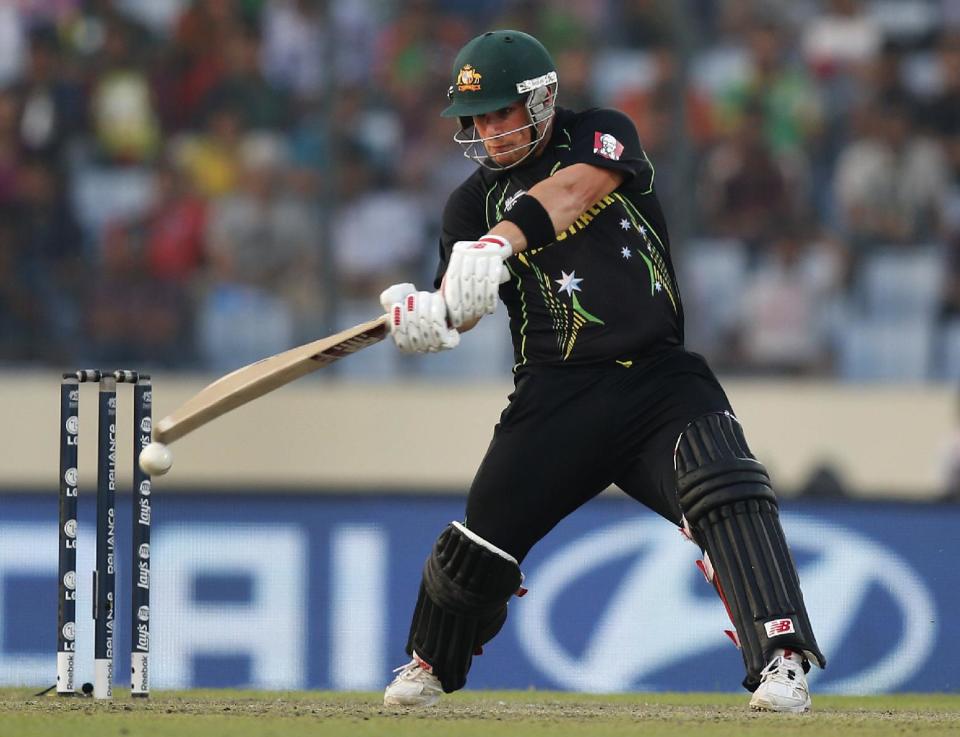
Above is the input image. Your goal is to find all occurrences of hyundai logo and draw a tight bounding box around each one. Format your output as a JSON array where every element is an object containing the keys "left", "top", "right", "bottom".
[{"left": 516, "top": 514, "right": 935, "bottom": 694}]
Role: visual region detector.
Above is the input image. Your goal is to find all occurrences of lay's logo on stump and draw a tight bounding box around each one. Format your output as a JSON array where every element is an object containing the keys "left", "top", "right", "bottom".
[{"left": 456, "top": 64, "right": 482, "bottom": 92}]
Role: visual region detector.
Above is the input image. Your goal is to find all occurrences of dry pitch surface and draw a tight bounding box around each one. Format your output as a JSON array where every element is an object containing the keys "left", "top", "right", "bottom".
[{"left": 1, "top": 689, "right": 959, "bottom": 737}]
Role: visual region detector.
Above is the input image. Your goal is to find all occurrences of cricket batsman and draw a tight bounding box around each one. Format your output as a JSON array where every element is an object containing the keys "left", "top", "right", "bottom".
[{"left": 379, "top": 30, "right": 825, "bottom": 712}]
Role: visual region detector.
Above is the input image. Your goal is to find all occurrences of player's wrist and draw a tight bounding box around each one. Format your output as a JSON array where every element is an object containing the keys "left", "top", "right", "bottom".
[
  {"left": 477, "top": 234, "right": 513, "bottom": 254},
  {"left": 500, "top": 194, "right": 555, "bottom": 252}
]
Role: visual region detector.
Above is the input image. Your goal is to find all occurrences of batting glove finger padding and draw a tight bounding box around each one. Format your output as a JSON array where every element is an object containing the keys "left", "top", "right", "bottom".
[
  {"left": 381, "top": 285, "right": 459, "bottom": 354},
  {"left": 379, "top": 283, "right": 417, "bottom": 313},
  {"left": 445, "top": 236, "right": 512, "bottom": 328}
]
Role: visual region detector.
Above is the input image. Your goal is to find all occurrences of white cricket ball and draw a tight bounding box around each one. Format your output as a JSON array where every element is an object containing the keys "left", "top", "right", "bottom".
[{"left": 139, "top": 441, "right": 173, "bottom": 476}]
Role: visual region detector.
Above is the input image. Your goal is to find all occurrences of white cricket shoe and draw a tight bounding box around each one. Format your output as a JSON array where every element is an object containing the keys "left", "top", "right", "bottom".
[
  {"left": 749, "top": 654, "right": 811, "bottom": 713},
  {"left": 383, "top": 654, "right": 443, "bottom": 707}
]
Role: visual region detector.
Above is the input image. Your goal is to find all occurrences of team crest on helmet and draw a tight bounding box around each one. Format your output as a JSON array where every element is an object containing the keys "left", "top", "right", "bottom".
[{"left": 456, "top": 64, "right": 482, "bottom": 92}]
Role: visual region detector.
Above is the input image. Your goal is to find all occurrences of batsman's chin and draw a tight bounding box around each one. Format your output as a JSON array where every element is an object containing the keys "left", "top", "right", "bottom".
[{"left": 486, "top": 148, "right": 520, "bottom": 167}]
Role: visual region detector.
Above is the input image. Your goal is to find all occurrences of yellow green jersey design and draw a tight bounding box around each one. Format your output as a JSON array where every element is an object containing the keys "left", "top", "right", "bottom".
[{"left": 436, "top": 107, "right": 684, "bottom": 369}]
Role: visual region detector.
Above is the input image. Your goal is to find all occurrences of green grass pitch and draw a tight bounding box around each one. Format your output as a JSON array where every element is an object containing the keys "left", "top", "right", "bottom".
[{"left": 2, "top": 689, "right": 958, "bottom": 736}]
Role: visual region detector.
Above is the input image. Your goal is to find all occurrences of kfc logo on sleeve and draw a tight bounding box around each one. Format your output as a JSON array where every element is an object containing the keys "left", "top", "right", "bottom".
[{"left": 593, "top": 132, "right": 624, "bottom": 161}]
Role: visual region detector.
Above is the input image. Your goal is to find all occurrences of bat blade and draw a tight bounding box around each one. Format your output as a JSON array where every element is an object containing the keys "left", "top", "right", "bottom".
[{"left": 154, "top": 315, "right": 389, "bottom": 445}]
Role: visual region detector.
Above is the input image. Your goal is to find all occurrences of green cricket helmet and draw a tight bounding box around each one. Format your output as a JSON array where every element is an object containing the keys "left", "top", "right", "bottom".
[{"left": 442, "top": 30, "right": 558, "bottom": 169}]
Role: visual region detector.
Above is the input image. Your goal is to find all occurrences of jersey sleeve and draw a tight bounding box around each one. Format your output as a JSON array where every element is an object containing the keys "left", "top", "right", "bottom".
[
  {"left": 567, "top": 108, "right": 654, "bottom": 192},
  {"left": 433, "top": 175, "right": 489, "bottom": 289}
]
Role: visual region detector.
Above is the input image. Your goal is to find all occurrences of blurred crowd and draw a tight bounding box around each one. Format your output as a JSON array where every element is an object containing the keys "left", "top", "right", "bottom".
[{"left": 1, "top": 0, "right": 960, "bottom": 379}]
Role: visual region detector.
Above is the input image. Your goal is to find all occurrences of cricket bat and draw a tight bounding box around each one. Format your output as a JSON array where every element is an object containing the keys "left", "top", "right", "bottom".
[{"left": 153, "top": 315, "right": 389, "bottom": 445}]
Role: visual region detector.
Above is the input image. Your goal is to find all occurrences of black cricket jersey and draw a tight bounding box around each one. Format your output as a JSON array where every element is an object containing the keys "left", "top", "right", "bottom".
[{"left": 435, "top": 106, "right": 684, "bottom": 369}]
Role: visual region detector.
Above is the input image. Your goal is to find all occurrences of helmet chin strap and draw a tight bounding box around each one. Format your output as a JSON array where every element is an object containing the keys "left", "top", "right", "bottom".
[{"left": 453, "top": 83, "right": 558, "bottom": 171}]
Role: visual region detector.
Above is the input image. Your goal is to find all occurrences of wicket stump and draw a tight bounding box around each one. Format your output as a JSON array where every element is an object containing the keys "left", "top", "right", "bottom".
[{"left": 57, "top": 370, "right": 152, "bottom": 699}]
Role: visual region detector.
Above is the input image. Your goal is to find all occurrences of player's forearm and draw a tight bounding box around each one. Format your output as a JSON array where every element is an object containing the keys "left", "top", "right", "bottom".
[
  {"left": 488, "top": 164, "right": 625, "bottom": 254},
  {"left": 442, "top": 166, "right": 623, "bottom": 332}
]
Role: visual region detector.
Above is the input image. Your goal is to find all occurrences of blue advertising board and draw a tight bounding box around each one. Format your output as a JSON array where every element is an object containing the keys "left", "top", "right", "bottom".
[{"left": 0, "top": 492, "right": 956, "bottom": 694}]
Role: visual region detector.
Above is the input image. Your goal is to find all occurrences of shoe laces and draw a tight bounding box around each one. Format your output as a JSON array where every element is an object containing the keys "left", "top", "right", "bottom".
[
  {"left": 392, "top": 660, "right": 430, "bottom": 681},
  {"left": 763, "top": 656, "right": 804, "bottom": 686}
]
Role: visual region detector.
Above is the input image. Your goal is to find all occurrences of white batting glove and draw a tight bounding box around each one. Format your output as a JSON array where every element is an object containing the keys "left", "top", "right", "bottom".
[
  {"left": 379, "top": 283, "right": 460, "bottom": 354},
  {"left": 444, "top": 235, "right": 513, "bottom": 328}
]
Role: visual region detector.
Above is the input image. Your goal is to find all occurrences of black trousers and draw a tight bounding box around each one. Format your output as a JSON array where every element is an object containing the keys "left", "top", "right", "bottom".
[{"left": 464, "top": 349, "right": 733, "bottom": 563}]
